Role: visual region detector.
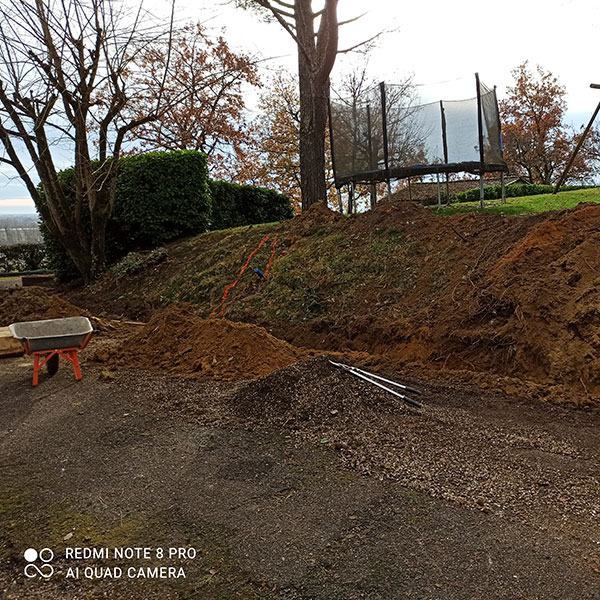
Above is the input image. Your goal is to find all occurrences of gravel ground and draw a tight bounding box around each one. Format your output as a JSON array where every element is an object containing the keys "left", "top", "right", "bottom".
[
  {"left": 138, "top": 355, "right": 600, "bottom": 540},
  {"left": 0, "top": 354, "right": 599, "bottom": 599}
]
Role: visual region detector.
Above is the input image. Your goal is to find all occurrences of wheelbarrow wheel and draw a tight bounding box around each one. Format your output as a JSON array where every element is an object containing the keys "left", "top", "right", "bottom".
[{"left": 46, "top": 353, "right": 59, "bottom": 377}]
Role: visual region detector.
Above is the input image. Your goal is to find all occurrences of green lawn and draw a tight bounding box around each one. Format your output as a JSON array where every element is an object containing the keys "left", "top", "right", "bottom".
[{"left": 433, "top": 187, "right": 600, "bottom": 216}]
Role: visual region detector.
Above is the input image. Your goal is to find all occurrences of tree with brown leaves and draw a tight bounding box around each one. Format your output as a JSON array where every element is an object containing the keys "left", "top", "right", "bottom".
[
  {"left": 126, "top": 22, "right": 261, "bottom": 178},
  {"left": 235, "top": 0, "right": 372, "bottom": 211},
  {"left": 500, "top": 62, "right": 592, "bottom": 184}
]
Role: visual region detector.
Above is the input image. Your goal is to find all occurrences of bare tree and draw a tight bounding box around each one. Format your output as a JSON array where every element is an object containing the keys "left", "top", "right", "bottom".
[
  {"left": 0, "top": 0, "right": 174, "bottom": 282},
  {"left": 235, "top": 0, "right": 373, "bottom": 211}
]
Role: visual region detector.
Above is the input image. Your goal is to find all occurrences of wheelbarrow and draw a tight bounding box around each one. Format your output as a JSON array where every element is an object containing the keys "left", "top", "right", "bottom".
[{"left": 9, "top": 317, "right": 93, "bottom": 386}]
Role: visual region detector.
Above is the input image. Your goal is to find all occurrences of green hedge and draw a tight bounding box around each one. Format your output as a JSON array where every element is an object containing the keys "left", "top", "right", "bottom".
[
  {"left": 42, "top": 151, "right": 211, "bottom": 282},
  {"left": 115, "top": 151, "right": 211, "bottom": 246},
  {"left": 456, "top": 183, "right": 595, "bottom": 203},
  {"left": 42, "top": 151, "right": 292, "bottom": 282},
  {"left": 209, "top": 180, "right": 293, "bottom": 230},
  {"left": 0, "top": 244, "right": 46, "bottom": 272}
]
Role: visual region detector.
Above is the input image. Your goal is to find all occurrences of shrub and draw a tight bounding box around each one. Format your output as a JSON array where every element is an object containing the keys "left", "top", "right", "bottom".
[
  {"left": 455, "top": 183, "right": 595, "bottom": 203},
  {"left": 42, "top": 152, "right": 292, "bottom": 282},
  {"left": 115, "top": 151, "right": 211, "bottom": 246},
  {"left": 0, "top": 244, "right": 47, "bottom": 272},
  {"left": 209, "top": 180, "right": 293, "bottom": 230},
  {"left": 42, "top": 151, "right": 211, "bottom": 282}
]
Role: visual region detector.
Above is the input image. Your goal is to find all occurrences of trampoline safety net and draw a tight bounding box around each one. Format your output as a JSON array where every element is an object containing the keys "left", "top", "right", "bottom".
[{"left": 329, "top": 75, "right": 507, "bottom": 186}]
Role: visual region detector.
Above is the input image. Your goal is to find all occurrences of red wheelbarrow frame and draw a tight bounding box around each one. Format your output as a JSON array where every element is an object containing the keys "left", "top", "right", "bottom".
[{"left": 23, "top": 331, "right": 93, "bottom": 387}]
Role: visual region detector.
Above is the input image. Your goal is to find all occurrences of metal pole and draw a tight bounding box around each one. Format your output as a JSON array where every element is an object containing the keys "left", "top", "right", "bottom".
[
  {"left": 479, "top": 174, "right": 485, "bottom": 208},
  {"left": 445, "top": 173, "right": 451, "bottom": 205},
  {"left": 475, "top": 73, "right": 486, "bottom": 208},
  {"left": 408, "top": 177, "right": 412, "bottom": 202},
  {"left": 554, "top": 84, "right": 600, "bottom": 193},
  {"left": 440, "top": 100, "right": 449, "bottom": 165},
  {"left": 366, "top": 104, "right": 377, "bottom": 209},
  {"left": 437, "top": 172, "right": 441, "bottom": 207},
  {"left": 327, "top": 97, "right": 340, "bottom": 202},
  {"left": 380, "top": 81, "right": 392, "bottom": 200},
  {"left": 501, "top": 172, "right": 506, "bottom": 205}
]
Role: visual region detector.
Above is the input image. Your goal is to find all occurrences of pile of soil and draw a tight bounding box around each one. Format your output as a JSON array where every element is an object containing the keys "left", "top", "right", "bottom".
[
  {"left": 279, "top": 201, "right": 600, "bottom": 402},
  {"left": 67, "top": 198, "right": 600, "bottom": 403},
  {"left": 106, "top": 304, "right": 310, "bottom": 380},
  {"left": 283, "top": 201, "right": 344, "bottom": 235},
  {"left": 430, "top": 203, "right": 600, "bottom": 398},
  {"left": 0, "top": 287, "right": 89, "bottom": 325},
  {"left": 215, "top": 356, "right": 600, "bottom": 524}
]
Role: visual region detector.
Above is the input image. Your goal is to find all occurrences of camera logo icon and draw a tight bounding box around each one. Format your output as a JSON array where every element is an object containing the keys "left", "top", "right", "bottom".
[{"left": 24, "top": 548, "right": 54, "bottom": 578}]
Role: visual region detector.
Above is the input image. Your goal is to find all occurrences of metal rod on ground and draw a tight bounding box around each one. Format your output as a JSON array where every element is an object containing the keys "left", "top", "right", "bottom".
[
  {"left": 553, "top": 84, "right": 600, "bottom": 193},
  {"left": 341, "top": 367, "right": 422, "bottom": 409},
  {"left": 355, "top": 369, "right": 422, "bottom": 408},
  {"left": 330, "top": 361, "right": 422, "bottom": 395}
]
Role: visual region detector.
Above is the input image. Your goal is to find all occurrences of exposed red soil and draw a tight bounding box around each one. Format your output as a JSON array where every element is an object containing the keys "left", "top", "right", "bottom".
[
  {"left": 104, "top": 304, "right": 311, "bottom": 380},
  {"left": 277, "top": 201, "right": 600, "bottom": 403},
  {"left": 57, "top": 200, "right": 600, "bottom": 403},
  {"left": 0, "top": 286, "right": 90, "bottom": 325}
]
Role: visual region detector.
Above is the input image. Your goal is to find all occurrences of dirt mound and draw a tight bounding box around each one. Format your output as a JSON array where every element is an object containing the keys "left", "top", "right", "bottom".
[
  {"left": 107, "top": 304, "right": 310, "bottom": 380},
  {"left": 0, "top": 287, "right": 89, "bottom": 325},
  {"left": 430, "top": 203, "right": 600, "bottom": 400},
  {"left": 228, "top": 355, "right": 414, "bottom": 430},
  {"left": 285, "top": 202, "right": 343, "bottom": 235}
]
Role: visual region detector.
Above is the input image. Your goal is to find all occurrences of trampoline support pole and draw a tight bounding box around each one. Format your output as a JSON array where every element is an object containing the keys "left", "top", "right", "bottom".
[
  {"left": 479, "top": 174, "right": 485, "bottom": 209},
  {"left": 501, "top": 172, "right": 506, "bottom": 205},
  {"left": 436, "top": 173, "right": 441, "bottom": 208},
  {"left": 336, "top": 187, "right": 343, "bottom": 213}
]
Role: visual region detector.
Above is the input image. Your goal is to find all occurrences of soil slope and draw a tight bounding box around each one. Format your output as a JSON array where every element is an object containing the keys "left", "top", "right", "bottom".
[{"left": 68, "top": 200, "right": 600, "bottom": 402}]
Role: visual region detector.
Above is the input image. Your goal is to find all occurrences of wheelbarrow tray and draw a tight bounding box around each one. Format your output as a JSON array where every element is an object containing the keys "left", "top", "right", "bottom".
[{"left": 9, "top": 317, "right": 93, "bottom": 353}]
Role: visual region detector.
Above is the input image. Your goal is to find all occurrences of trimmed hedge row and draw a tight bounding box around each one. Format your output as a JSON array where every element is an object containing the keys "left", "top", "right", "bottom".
[
  {"left": 42, "top": 151, "right": 292, "bottom": 281},
  {"left": 456, "top": 183, "right": 596, "bottom": 203},
  {"left": 0, "top": 244, "right": 46, "bottom": 272},
  {"left": 210, "top": 180, "right": 293, "bottom": 230}
]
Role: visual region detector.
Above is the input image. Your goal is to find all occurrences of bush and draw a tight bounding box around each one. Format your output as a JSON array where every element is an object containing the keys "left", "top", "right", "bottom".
[
  {"left": 0, "top": 244, "right": 47, "bottom": 272},
  {"left": 115, "top": 151, "right": 212, "bottom": 246},
  {"left": 42, "top": 151, "right": 292, "bottom": 282},
  {"left": 209, "top": 180, "right": 293, "bottom": 230},
  {"left": 42, "top": 151, "right": 211, "bottom": 282},
  {"left": 455, "top": 183, "right": 595, "bottom": 203}
]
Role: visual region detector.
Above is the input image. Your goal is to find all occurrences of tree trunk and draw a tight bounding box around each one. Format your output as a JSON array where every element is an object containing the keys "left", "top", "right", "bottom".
[{"left": 298, "top": 76, "right": 329, "bottom": 211}]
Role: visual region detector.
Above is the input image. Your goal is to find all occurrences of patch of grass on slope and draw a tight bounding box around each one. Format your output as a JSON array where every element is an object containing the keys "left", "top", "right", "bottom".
[
  {"left": 434, "top": 187, "right": 600, "bottom": 216},
  {"left": 162, "top": 226, "right": 420, "bottom": 326}
]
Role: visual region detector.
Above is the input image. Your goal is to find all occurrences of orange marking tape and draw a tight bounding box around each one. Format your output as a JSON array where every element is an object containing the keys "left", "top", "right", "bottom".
[
  {"left": 264, "top": 234, "right": 279, "bottom": 277},
  {"left": 210, "top": 234, "right": 271, "bottom": 317}
]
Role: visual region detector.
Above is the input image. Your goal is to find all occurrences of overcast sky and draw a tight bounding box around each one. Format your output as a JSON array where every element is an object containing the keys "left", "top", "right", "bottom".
[{"left": 1, "top": 0, "right": 598, "bottom": 214}]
